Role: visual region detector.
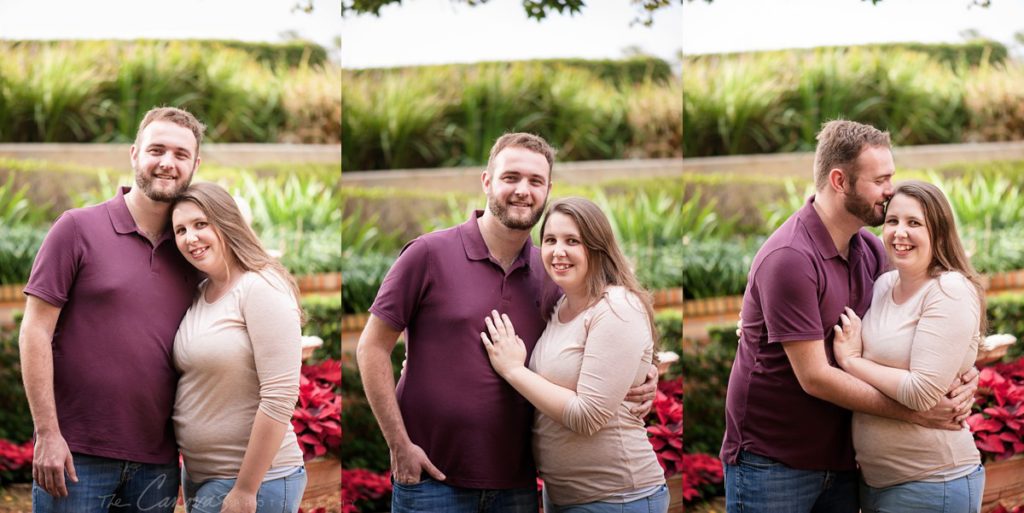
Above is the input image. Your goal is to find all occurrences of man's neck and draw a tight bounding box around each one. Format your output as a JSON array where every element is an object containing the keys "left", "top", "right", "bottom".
[
  {"left": 477, "top": 212, "right": 531, "bottom": 271},
  {"left": 812, "top": 194, "right": 863, "bottom": 259},
  {"left": 124, "top": 188, "right": 171, "bottom": 243}
]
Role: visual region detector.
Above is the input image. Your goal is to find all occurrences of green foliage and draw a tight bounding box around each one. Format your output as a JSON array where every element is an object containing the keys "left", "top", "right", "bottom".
[
  {"left": 0, "top": 325, "right": 33, "bottom": 444},
  {"left": 683, "top": 46, "right": 1015, "bottom": 157},
  {"left": 0, "top": 224, "right": 46, "bottom": 285},
  {"left": 682, "top": 324, "right": 737, "bottom": 455},
  {"left": 594, "top": 189, "right": 688, "bottom": 249},
  {"left": 302, "top": 294, "right": 341, "bottom": 362},
  {"left": 341, "top": 252, "right": 395, "bottom": 315},
  {"left": 689, "top": 39, "right": 1008, "bottom": 70},
  {"left": 341, "top": 341, "right": 406, "bottom": 472},
  {"left": 352, "top": 56, "right": 674, "bottom": 87},
  {"left": 233, "top": 173, "right": 341, "bottom": 233},
  {"left": 987, "top": 293, "right": 1024, "bottom": 361},
  {"left": 0, "top": 40, "right": 340, "bottom": 144},
  {"left": 931, "top": 170, "right": 1024, "bottom": 232},
  {"left": 682, "top": 238, "right": 760, "bottom": 299},
  {"left": 265, "top": 227, "right": 341, "bottom": 276},
  {"left": 0, "top": 174, "right": 52, "bottom": 226},
  {"left": 631, "top": 242, "right": 684, "bottom": 290},
  {"left": 342, "top": 61, "right": 678, "bottom": 171},
  {"left": 8, "top": 39, "right": 328, "bottom": 68}
]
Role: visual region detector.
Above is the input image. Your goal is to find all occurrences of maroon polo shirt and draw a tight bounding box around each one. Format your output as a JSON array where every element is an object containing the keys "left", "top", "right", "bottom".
[
  {"left": 24, "top": 187, "right": 197, "bottom": 464},
  {"left": 370, "top": 211, "right": 561, "bottom": 489},
  {"left": 720, "top": 196, "right": 886, "bottom": 471}
]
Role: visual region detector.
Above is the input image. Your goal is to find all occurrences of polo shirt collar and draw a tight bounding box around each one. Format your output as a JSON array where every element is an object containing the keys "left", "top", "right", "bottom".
[
  {"left": 459, "top": 210, "right": 534, "bottom": 268},
  {"left": 106, "top": 186, "right": 173, "bottom": 244},
  {"left": 798, "top": 195, "right": 842, "bottom": 260}
]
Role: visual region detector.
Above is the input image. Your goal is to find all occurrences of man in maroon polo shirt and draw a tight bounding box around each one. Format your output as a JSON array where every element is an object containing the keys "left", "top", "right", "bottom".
[
  {"left": 19, "top": 107, "right": 203, "bottom": 513},
  {"left": 357, "top": 133, "right": 656, "bottom": 513},
  {"left": 720, "top": 120, "right": 977, "bottom": 513}
]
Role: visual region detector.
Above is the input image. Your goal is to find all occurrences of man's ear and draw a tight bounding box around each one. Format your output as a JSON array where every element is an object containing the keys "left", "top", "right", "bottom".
[
  {"left": 129, "top": 144, "right": 138, "bottom": 164},
  {"left": 828, "top": 168, "right": 848, "bottom": 193},
  {"left": 481, "top": 169, "right": 491, "bottom": 194}
]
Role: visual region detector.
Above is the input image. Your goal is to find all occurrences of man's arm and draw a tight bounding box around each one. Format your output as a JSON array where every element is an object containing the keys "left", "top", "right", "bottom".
[
  {"left": 783, "top": 339, "right": 962, "bottom": 430},
  {"left": 355, "top": 314, "right": 445, "bottom": 485},
  {"left": 18, "top": 295, "right": 77, "bottom": 497}
]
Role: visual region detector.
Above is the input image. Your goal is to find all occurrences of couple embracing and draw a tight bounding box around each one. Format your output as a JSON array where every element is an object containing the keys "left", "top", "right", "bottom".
[
  {"left": 21, "top": 107, "right": 308, "bottom": 513},
  {"left": 357, "top": 133, "right": 671, "bottom": 512},
  {"left": 723, "top": 120, "right": 987, "bottom": 513}
]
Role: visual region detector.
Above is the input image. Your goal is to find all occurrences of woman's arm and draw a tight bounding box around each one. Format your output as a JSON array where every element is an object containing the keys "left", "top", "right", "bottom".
[
  {"left": 223, "top": 274, "right": 303, "bottom": 513},
  {"left": 835, "top": 275, "right": 980, "bottom": 412},
  {"left": 482, "top": 292, "right": 651, "bottom": 436}
]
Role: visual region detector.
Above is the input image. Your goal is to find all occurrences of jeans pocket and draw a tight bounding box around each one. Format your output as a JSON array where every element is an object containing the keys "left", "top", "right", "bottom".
[{"left": 737, "top": 450, "right": 780, "bottom": 470}]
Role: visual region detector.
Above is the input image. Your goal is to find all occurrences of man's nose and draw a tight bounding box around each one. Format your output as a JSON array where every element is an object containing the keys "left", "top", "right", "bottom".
[{"left": 160, "top": 153, "right": 175, "bottom": 169}]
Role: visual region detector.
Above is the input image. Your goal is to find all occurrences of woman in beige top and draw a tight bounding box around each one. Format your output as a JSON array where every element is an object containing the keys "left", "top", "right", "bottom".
[
  {"left": 481, "top": 197, "right": 667, "bottom": 512},
  {"left": 833, "top": 181, "right": 985, "bottom": 513},
  {"left": 171, "top": 183, "right": 306, "bottom": 513}
]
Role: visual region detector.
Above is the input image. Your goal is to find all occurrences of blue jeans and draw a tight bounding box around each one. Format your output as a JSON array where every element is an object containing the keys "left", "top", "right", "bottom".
[
  {"left": 725, "top": 450, "right": 858, "bottom": 513},
  {"left": 32, "top": 452, "right": 179, "bottom": 513},
  {"left": 182, "top": 467, "right": 307, "bottom": 513},
  {"left": 543, "top": 484, "right": 669, "bottom": 513},
  {"left": 860, "top": 464, "right": 985, "bottom": 513},
  {"left": 391, "top": 477, "right": 537, "bottom": 513}
]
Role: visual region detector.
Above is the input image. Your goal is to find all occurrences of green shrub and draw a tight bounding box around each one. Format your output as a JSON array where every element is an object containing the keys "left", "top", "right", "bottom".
[
  {"left": 0, "top": 324, "right": 32, "bottom": 444},
  {"left": 0, "top": 224, "right": 46, "bottom": 285},
  {"left": 682, "top": 45, "right": 1024, "bottom": 157},
  {"left": 987, "top": 293, "right": 1024, "bottom": 361},
  {"left": 341, "top": 252, "right": 396, "bottom": 315},
  {"left": 342, "top": 61, "right": 679, "bottom": 171},
  {"left": 302, "top": 294, "right": 341, "bottom": 362},
  {"left": 341, "top": 341, "right": 406, "bottom": 472},
  {"left": 0, "top": 40, "right": 339, "bottom": 144},
  {"left": 682, "top": 238, "right": 759, "bottom": 299},
  {"left": 350, "top": 56, "right": 673, "bottom": 87},
  {"left": 655, "top": 310, "right": 683, "bottom": 380},
  {"left": 631, "top": 243, "right": 684, "bottom": 290},
  {"left": 266, "top": 227, "right": 341, "bottom": 276},
  {"left": 682, "top": 324, "right": 737, "bottom": 455}
]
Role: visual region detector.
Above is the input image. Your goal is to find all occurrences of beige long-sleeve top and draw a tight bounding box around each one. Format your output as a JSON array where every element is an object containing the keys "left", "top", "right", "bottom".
[
  {"left": 173, "top": 270, "right": 305, "bottom": 483},
  {"left": 854, "top": 271, "right": 982, "bottom": 487},
  {"left": 529, "top": 286, "right": 665, "bottom": 506}
]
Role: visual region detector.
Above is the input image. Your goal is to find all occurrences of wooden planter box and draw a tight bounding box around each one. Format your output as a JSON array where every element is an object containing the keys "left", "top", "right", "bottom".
[
  {"left": 0, "top": 283, "right": 23, "bottom": 302},
  {"left": 983, "top": 456, "right": 1024, "bottom": 512},
  {"left": 667, "top": 473, "right": 683, "bottom": 513},
  {"left": 297, "top": 272, "right": 342, "bottom": 293},
  {"left": 300, "top": 456, "right": 341, "bottom": 510}
]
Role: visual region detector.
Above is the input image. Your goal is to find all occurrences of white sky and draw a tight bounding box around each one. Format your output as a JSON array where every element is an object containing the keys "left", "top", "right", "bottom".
[
  {"left": 683, "top": 0, "right": 1024, "bottom": 55},
  {"left": 0, "top": 0, "right": 341, "bottom": 56},
  {"left": 340, "top": 1, "right": 684, "bottom": 68}
]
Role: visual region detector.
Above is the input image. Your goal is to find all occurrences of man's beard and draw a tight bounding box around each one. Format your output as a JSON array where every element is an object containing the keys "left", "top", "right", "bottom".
[
  {"left": 487, "top": 191, "right": 545, "bottom": 231},
  {"left": 133, "top": 161, "right": 192, "bottom": 203},
  {"left": 844, "top": 184, "right": 885, "bottom": 227}
]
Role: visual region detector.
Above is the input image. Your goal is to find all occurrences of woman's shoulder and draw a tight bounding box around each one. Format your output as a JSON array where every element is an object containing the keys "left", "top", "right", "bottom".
[
  {"left": 241, "top": 269, "right": 293, "bottom": 298},
  {"left": 934, "top": 271, "right": 977, "bottom": 295},
  {"left": 596, "top": 286, "right": 648, "bottom": 318}
]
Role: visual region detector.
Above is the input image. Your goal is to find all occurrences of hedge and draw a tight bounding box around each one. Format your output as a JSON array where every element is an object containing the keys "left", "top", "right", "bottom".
[{"left": 349, "top": 56, "right": 674, "bottom": 86}]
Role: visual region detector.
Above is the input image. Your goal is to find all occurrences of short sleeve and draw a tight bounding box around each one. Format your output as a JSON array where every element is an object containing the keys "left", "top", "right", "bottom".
[
  {"left": 23, "top": 212, "right": 82, "bottom": 308},
  {"left": 757, "top": 247, "right": 824, "bottom": 343},
  {"left": 369, "top": 237, "right": 431, "bottom": 332}
]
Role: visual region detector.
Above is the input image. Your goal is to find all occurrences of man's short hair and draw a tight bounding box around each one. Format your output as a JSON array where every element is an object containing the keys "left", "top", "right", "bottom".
[
  {"left": 134, "top": 106, "right": 207, "bottom": 157},
  {"left": 486, "top": 133, "right": 556, "bottom": 179},
  {"left": 813, "top": 120, "right": 891, "bottom": 191}
]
